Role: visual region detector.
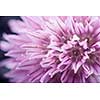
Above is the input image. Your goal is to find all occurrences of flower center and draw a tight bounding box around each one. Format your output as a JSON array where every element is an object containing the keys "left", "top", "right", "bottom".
[
  {"left": 72, "top": 49, "right": 80, "bottom": 57},
  {"left": 66, "top": 35, "right": 95, "bottom": 61}
]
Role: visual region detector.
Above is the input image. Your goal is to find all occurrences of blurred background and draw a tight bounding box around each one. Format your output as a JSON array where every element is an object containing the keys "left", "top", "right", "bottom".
[{"left": 0, "top": 16, "right": 20, "bottom": 83}]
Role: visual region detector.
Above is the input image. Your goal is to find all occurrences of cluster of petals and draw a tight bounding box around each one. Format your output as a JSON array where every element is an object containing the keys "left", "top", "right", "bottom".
[{"left": 1, "top": 16, "right": 100, "bottom": 83}]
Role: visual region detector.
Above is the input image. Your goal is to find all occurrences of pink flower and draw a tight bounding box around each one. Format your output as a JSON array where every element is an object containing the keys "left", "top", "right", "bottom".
[{"left": 1, "top": 16, "right": 100, "bottom": 83}]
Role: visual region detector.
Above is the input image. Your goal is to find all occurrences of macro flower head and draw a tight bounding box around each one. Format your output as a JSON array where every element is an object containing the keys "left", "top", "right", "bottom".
[{"left": 1, "top": 16, "right": 100, "bottom": 83}]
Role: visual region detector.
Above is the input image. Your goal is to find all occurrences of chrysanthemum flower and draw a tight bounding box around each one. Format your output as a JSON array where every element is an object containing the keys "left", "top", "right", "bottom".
[{"left": 1, "top": 16, "right": 100, "bottom": 83}]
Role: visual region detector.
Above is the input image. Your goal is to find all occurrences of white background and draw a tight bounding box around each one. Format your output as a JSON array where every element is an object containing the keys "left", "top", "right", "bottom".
[
  {"left": 0, "top": 84, "right": 100, "bottom": 100},
  {"left": 0, "top": 0, "right": 100, "bottom": 100}
]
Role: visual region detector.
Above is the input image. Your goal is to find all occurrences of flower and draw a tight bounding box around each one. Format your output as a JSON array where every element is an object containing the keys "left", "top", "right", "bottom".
[{"left": 1, "top": 16, "right": 100, "bottom": 83}]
